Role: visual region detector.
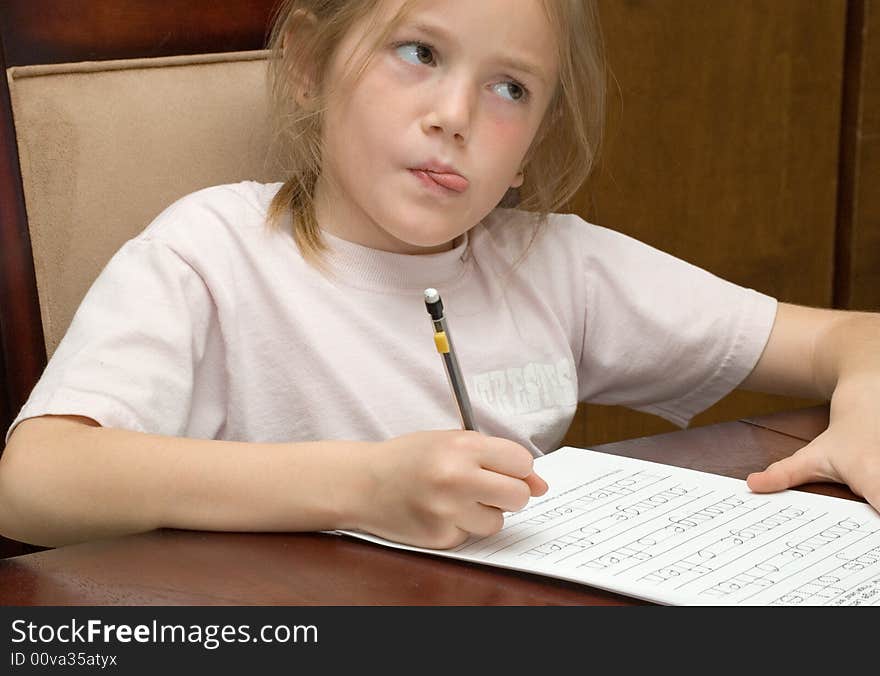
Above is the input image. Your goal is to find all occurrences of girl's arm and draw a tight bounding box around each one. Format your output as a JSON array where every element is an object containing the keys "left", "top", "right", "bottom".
[
  {"left": 0, "top": 416, "right": 546, "bottom": 548},
  {"left": 0, "top": 415, "right": 370, "bottom": 547},
  {"left": 738, "top": 302, "right": 880, "bottom": 509}
]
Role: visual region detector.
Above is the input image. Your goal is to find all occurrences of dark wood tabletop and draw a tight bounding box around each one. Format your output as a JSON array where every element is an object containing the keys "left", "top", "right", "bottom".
[{"left": 1, "top": 404, "right": 858, "bottom": 606}]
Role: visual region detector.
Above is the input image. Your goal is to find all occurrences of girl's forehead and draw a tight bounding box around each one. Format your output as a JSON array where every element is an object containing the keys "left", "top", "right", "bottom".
[{"left": 377, "top": 0, "right": 552, "bottom": 34}]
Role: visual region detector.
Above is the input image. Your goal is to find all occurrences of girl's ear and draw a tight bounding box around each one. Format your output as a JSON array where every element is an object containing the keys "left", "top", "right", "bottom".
[
  {"left": 510, "top": 170, "right": 525, "bottom": 189},
  {"left": 282, "top": 9, "right": 321, "bottom": 108}
]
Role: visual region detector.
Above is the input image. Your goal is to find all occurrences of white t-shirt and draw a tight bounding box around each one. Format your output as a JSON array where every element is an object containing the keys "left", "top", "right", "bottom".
[{"left": 7, "top": 181, "right": 777, "bottom": 456}]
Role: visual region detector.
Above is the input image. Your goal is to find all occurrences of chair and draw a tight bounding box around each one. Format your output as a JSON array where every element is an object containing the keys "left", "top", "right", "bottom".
[{"left": 0, "top": 0, "right": 282, "bottom": 557}]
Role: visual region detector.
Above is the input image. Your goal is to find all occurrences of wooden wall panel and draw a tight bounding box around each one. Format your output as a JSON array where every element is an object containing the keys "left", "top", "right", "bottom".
[
  {"left": 565, "top": 0, "right": 846, "bottom": 446},
  {"left": 837, "top": 0, "right": 880, "bottom": 311}
]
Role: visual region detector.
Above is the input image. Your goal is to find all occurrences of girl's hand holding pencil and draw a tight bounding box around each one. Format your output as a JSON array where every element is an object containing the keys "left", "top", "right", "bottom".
[{"left": 354, "top": 430, "right": 547, "bottom": 549}]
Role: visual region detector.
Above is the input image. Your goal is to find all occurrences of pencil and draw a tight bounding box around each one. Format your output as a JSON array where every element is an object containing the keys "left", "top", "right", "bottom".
[{"left": 423, "top": 288, "right": 477, "bottom": 431}]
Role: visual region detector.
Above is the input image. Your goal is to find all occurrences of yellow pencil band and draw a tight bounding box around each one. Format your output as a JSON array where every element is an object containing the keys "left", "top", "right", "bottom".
[{"left": 434, "top": 331, "right": 450, "bottom": 354}]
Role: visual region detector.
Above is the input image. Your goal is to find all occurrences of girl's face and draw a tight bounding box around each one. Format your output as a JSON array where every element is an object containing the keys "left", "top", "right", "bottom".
[{"left": 314, "top": 0, "right": 559, "bottom": 254}]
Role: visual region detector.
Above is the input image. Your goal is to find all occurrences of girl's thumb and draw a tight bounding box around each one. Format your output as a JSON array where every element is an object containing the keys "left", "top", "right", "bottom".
[{"left": 746, "top": 438, "right": 832, "bottom": 494}]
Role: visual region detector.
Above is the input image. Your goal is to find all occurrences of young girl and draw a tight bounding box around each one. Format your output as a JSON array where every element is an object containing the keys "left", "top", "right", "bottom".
[{"left": 1, "top": 0, "right": 878, "bottom": 550}]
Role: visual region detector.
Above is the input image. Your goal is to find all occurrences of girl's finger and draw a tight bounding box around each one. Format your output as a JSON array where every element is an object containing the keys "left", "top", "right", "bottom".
[{"left": 524, "top": 472, "right": 548, "bottom": 496}]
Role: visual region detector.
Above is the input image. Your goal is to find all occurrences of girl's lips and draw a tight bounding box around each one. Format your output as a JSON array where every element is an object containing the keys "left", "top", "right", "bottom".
[{"left": 410, "top": 169, "right": 469, "bottom": 193}]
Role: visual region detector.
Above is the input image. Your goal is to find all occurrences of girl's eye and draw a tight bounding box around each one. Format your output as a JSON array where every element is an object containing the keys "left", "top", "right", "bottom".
[
  {"left": 494, "top": 81, "right": 527, "bottom": 103},
  {"left": 393, "top": 40, "right": 530, "bottom": 104},
  {"left": 395, "top": 41, "right": 436, "bottom": 67}
]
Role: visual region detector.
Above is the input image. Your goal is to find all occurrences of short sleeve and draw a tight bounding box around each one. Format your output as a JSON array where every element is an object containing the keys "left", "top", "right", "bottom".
[
  {"left": 5, "top": 237, "right": 218, "bottom": 443},
  {"left": 577, "top": 223, "right": 778, "bottom": 427}
]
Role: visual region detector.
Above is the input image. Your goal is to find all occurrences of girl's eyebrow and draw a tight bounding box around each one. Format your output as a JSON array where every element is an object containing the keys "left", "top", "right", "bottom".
[{"left": 403, "top": 20, "right": 548, "bottom": 85}]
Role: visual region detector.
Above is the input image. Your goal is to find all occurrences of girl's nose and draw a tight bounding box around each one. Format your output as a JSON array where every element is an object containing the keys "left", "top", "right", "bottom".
[{"left": 421, "top": 76, "right": 474, "bottom": 144}]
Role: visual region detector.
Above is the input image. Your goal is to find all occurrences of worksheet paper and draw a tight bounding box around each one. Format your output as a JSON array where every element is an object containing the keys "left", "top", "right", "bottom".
[{"left": 339, "top": 446, "right": 880, "bottom": 605}]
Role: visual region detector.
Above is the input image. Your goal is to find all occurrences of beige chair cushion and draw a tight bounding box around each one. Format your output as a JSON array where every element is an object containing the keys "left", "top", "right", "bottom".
[{"left": 7, "top": 50, "right": 279, "bottom": 358}]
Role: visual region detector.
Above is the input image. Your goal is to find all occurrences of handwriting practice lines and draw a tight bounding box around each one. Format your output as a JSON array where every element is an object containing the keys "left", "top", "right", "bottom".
[{"left": 339, "top": 447, "right": 880, "bottom": 605}]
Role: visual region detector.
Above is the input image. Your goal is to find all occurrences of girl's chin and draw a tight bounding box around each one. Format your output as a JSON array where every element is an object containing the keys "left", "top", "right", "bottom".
[
  {"left": 385, "top": 231, "right": 460, "bottom": 254},
  {"left": 392, "top": 241, "right": 456, "bottom": 255}
]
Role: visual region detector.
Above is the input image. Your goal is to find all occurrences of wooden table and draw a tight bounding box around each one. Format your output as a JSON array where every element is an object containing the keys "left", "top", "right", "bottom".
[{"left": 1, "top": 405, "right": 858, "bottom": 605}]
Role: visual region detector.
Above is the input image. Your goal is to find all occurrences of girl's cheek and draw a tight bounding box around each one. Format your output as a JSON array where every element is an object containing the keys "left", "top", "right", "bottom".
[{"left": 489, "top": 114, "right": 531, "bottom": 149}]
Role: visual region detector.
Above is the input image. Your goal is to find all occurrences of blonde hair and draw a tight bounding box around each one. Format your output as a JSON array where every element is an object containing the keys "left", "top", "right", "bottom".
[{"left": 265, "top": 0, "right": 605, "bottom": 263}]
